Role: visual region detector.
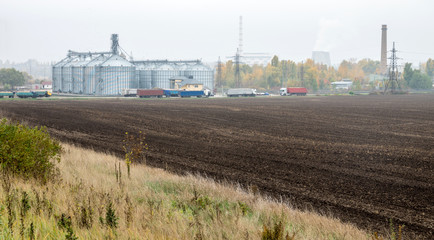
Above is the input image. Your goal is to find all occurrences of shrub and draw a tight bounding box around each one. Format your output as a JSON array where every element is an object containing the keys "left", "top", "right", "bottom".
[
  {"left": 0, "top": 118, "right": 61, "bottom": 183},
  {"left": 262, "top": 220, "right": 295, "bottom": 240},
  {"left": 105, "top": 201, "right": 118, "bottom": 229},
  {"left": 122, "top": 130, "right": 148, "bottom": 178},
  {"left": 57, "top": 213, "right": 78, "bottom": 240}
]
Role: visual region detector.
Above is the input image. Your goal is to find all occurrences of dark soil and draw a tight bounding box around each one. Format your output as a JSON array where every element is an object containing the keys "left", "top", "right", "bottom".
[{"left": 1, "top": 95, "right": 433, "bottom": 239}]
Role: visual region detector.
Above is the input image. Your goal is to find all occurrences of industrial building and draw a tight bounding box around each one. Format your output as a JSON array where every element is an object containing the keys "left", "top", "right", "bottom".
[
  {"left": 312, "top": 51, "right": 331, "bottom": 66},
  {"left": 331, "top": 79, "right": 353, "bottom": 90},
  {"left": 52, "top": 34, "right": 214, "bottom": 95}
]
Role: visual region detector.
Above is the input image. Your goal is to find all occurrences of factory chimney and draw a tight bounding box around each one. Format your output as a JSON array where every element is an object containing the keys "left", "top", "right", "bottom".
[
  {"left": 381, "top": 25, "right": 387, "bottom": 74},
  {"left": 111, "top": 34, "right": 119, "bottom": 55}
]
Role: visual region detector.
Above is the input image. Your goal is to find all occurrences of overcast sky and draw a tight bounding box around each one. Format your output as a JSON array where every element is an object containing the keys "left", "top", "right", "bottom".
[{"left": 1, "top": 0, "right": 433, "bottom": 66}]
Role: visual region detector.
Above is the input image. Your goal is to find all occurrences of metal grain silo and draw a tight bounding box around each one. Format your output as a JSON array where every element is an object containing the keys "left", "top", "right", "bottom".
[
  {"left": 83, "top": 55, "right": 107, "bottom": 95},
  {"left": 184, "top": 64, "right": 214, "bottom": 90},
  {"left": 136, "top": 63, "right": 155, "bottom": 89},
  {"left": 96, "top": 55, "right": 135, "bottom": 95},
  {"left": 176, "top": 63, "right": 189, "bottom": 77},
  {"left": 61, "top": 57, "right": 78, "bottom": 93},
  {"left": 151, "top": 64, "right": 177, "bottom": 89},
  {"left": 71, "top": 56, "right": 91, "bottom": 94},
  {"left": 52, "top": 57, "right": 71, "bottom": 92}
]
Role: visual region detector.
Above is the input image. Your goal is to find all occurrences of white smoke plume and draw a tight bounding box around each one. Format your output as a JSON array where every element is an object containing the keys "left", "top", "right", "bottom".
[{"left": 314, "top": 18, "right": 347, "bottom": 51}]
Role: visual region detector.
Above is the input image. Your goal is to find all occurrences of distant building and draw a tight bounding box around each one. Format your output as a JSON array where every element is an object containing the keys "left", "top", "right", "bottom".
[
  {"left": 41, "top": 81, "right": 52, "bottom": 89},
  {"left": 312, "top": 51, "right": 331, "bottom": 66},
  {"left": 169, "top": 76, "right": 203, "bottom": 90},
  {"left": 331, "top": 79, "right": 352, "bottom": 90}
]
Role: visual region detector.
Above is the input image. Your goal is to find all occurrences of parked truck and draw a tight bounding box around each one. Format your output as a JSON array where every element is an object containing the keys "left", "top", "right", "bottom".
[
  {"left": 136, "top": 89, "right": 209, "bottom": 98},
  {"left": 163, "top": 90, "right": 180, "bottom": 97},
  {"left": 122, "top": 89, "right": 137, "bottom": 97},
  {"left": 137, "top": 89, "right": 165, "bottom": 98},
  {"left": 0, "top": 92, "right": 15, "bottom": 98},
  {"left": 279, "top": 87, "right": 307, "bottom": 96},
  {"left": 179, "top": 90, "right": 205, "bottom": 98},
  {"left": 226, "top": 88, "right": 256, "bottom": 97},
  {"left": 33, "top": 91, "right": 52, "bottom": 97},
  {"left": 16, "top": 92, "right": 35, "bottom": 98}
]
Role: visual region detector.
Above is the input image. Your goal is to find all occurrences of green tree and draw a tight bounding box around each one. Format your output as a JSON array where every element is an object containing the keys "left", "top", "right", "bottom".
[
  {"left": 403, "top": 63, "right": 414, "bottom": 85},
  {"left": 358, "top": 59, "right": 380, "bottom": 75},
  {"left": 409, "top": 70, "right": 432, "bottom": 89},
  {"left": 271, "top": 55, "right": 280, "bottom": 67},
  {"left": 425, "top": 58, "right": 434, "bottom": 78},
  {"left": 0, "top": 68, "right": 26, "bottom": 90}
]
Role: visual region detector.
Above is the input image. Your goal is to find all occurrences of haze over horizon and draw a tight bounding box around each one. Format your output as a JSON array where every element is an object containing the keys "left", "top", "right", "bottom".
[{"left": 1, "top": 0, "right": 433, "bottom": 66}]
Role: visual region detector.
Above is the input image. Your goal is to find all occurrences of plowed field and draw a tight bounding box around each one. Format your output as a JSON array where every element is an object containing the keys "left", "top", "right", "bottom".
[{"left": 1, "top": 95, "right": 433, "bottom": 238}]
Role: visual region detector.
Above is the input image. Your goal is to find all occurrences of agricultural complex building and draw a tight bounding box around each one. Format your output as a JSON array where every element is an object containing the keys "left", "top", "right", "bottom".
[{"left": 52, "top": 34, "right": 214, "bottom": 95}]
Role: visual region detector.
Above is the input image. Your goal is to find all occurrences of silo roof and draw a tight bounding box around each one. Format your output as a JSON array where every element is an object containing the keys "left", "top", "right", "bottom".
[
  {"left": 70, "top": 56, "right": 93, "bottom": 67},
  {"left": 155, "top": 64, "right": 176, "bottom": 70},
  {"left": 86, "top": 55, "right": 108, "bottom": 67},
  {"left": 100, "top": 54, "right": 134, "bottom": 67},
  {"left": 53, "top": 57, "right": 74, "bottom": 67},
  {"left": 62, "top": 57, "right": 81, "bottom": 67},
  {"left": 176, "top": 64, "right": 190, "bottom": 71},
  {"left": 187, "top": 64, "right": 211, "bottom": 71},
  {"left": 135, "top": 63, "right": 156, "bottom": 70}
]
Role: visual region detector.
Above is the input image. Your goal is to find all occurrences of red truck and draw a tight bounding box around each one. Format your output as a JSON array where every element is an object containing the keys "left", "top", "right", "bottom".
[
  {"left": 279, "top": 87, "right": 307, "bottom": 96},
  {"left": 137, "top": 89, "right": 165, "bottom": 98}
]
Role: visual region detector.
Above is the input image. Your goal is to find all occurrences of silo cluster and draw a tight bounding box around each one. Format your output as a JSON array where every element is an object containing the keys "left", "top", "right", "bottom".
[
  {"left": 134, "top": 61, "right": 214, "bottom": 90},
  {"left": 52, "top": 52, "right": 135, "bottom": 95},
  {"left": 52, "top": 34, "right": 214, "bottom": 96}
]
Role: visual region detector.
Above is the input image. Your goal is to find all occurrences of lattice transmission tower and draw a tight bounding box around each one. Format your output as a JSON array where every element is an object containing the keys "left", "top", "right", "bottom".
[{"left": 384, "top": 42, "right": 401, "bottom": 94}]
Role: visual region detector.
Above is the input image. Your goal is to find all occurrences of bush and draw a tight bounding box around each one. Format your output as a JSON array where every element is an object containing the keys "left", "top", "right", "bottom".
[{"left": 0, "top": 118, "right": 61, "bottom": 183}]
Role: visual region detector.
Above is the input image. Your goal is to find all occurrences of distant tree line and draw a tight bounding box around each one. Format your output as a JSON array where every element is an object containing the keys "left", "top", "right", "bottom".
[
  {"left": 216, "top": 56, "right": 434, "bottom": 91},
  {"left": 0, "top": 68, "right": 26, "bottom": 90}
]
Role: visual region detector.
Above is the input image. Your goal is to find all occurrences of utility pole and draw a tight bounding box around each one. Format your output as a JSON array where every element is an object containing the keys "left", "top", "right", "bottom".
[{"left": 384, "top": 42, "right": 401, "bottom": 94}]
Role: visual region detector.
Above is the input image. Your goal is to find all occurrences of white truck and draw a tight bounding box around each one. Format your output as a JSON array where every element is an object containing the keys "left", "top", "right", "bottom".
[
  {"left": 226, "top": 88, "right": 257, "bottom": 97},
  {"left": 122, "top": 89, "right": 138, "bottom": 97}
]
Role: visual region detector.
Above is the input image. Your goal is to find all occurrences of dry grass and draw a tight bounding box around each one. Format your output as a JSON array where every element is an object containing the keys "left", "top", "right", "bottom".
[{"left": 0, "top": 143, "right": 372, "bottom": 239}]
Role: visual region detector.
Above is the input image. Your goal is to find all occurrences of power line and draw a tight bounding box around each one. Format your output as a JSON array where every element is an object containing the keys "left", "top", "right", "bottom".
[{"left": 400, "top": 51, "right": 434, "bottom": 56}]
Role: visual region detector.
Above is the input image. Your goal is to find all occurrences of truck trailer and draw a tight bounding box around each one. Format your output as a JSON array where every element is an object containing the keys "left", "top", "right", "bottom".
[
  {"left": 137, "top": 89, "right": 165, "bottom": 98},
  {"left": 226, "top": 88, "right": 256, "bottom": 97},
  {"left": 0, "top": 92, "right": 15, "bottom": 98},
  {"left": 122, "top": 89, "right": 138, "bottom": 97},
  {"left": 179, "top": 90, "right": 205, "bottom": 98},
  {"left": 280, "top": 87, "right": 307, "bottom": 96}
]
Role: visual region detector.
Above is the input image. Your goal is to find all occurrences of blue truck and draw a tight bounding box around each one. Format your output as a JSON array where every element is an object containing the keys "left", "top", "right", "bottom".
[
  {"left": 179, "top": 90, "right": 205, "bottom": 98},
  {"left": 163, "top": 90, "right": 180, "bottom": 97}
]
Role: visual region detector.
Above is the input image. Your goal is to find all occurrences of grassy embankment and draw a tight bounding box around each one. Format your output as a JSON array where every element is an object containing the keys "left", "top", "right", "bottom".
[{"left": 0, "top": 142, "right": 376, "bottom": 240}]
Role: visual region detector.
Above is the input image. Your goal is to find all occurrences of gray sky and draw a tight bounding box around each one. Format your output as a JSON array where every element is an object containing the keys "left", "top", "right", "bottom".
[{"left": 1, "top": 0, "right": 433, "bottom": 65}]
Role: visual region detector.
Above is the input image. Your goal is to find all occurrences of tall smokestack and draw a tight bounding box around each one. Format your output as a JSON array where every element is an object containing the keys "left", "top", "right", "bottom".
[
  {"left": 111, "top": 34, "right": 119, "bottom": 55},
  {"left": 381, "top": 25, "right": 387, "bottom": 74}
]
